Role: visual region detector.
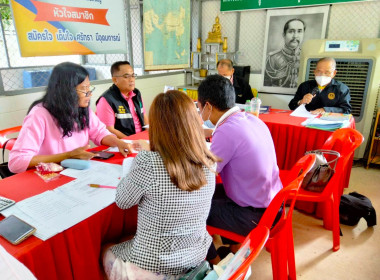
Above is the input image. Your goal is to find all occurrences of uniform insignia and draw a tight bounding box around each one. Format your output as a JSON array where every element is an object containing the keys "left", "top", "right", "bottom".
[
  {"left": 328, "top": 92, "right": 335, "bottom": 100},
  {"left": 118, "top": 106, "right": 126, "bottom": 114}
]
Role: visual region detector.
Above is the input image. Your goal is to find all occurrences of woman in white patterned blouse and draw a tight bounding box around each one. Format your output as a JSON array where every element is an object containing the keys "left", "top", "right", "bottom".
[{"left": 102, "top": 90, "right": 219, "bottom": 280}]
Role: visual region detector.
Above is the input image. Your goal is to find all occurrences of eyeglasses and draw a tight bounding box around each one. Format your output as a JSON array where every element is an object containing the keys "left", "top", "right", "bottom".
[
  {"left": 77, "top": 86, "right": 95, "bottom": 97},
  {"left": 113, "top": 73, "right": 138, "bottom": 79}
]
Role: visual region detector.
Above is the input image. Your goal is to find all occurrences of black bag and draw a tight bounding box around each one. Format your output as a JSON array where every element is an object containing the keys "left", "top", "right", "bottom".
[
  {"left": 0, "top": 139, "right": 15, "bottom": 179},
  {"left": 340, "top": 192, "right": 377, "bottom": 227},
  {"left": 301, "top": 149, "right": 340, "bottom": 192}
]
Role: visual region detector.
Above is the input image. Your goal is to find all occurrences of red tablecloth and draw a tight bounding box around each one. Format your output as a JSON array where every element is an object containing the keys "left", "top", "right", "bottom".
[
  {"left": 2, "top": 119, "right": 356, "bottom": 278},
  {"left": 259, "top": 110, "right": 355, "bottom": 171},
  {"left": 259, "top": 110, "right": 355, "bottom": 215},
  {"left": 0, "top": 131, "right": 150, "bottom": 280}
]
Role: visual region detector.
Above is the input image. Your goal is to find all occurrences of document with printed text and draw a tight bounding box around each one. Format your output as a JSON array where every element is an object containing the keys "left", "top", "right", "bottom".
[{"left": 290, "top": 104, "right": 317, "bottom": 118}]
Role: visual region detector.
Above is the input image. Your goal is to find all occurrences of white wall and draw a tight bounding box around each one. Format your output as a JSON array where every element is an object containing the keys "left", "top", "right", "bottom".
[
  {"left": 249, "top": 73, "right": 293, "bottom": 109},
  {"left": 202, "top": 0, "right": 380, "bottom": 111},
  {"left": 2, "top": 1, "right": 379, "bottom": 130},
  {"left": 0, "top": 72, "right": 185, "bottom": 131}
]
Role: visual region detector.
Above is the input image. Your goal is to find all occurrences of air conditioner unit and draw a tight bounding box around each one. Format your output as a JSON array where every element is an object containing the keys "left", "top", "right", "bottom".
[{"left": 298, "top": 38, "right": 380, "bottom": 159}]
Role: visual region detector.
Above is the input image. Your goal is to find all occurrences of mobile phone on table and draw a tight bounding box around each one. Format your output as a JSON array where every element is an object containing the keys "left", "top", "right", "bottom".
[
  {"left": 93, "top": 151, "right": 115, "bottom": 160},
  {"left": 0, "top": 215, "right": 36, "bottom": 245}
]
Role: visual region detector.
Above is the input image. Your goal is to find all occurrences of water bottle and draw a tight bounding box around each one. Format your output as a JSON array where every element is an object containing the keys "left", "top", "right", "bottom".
[
  {"left": 251, "top": 97, "right": 262, "bottom": 117},
  {"left": 245, "top": 100, "right": 252, "bottom": 112}
]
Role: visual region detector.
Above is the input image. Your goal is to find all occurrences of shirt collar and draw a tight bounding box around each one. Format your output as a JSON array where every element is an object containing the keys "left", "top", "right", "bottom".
[
  {"left": 122, "top": 90, "right": 135, "bottom": 100},
  {"left": 212, "top": 106, "right": 240, "bottom": 135}
]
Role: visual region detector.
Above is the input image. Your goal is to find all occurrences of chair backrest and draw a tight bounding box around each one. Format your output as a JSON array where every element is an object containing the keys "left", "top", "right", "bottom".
[
  {"left": 221, "top": 225, "right": 270, "bottom": 280},
  {"left": 322, "top": 128, "right": 364, "bottom": 164},
  {"left": 258, "top": 154, "right": 316, "bottom": 233},
  {"left": 321, "top": 128, "right": 364, "bottom": 194},
  {"left": 280, "top": 153, "right": 318, "bottom": 187},
  {"left": 0, "top": 126, "right": 22, "bottom": 151}
]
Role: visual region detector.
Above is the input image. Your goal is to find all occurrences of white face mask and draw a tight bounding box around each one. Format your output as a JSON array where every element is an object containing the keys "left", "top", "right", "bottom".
[
  {"left": 200, "top": 104, "right": 212, "bottom": 123},
  {"left": 315, "top": 76, "right": 332, "bottom": 86}
]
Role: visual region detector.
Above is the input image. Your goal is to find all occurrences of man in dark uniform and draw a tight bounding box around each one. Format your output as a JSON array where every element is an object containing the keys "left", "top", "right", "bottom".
[
  {"left": 264, "top": 18, "right": 305, "bottom": 88},
  {"left": 217, "top": 59, "right": 253, "bottom": 104},
  {"left": 288, "top": 57, "right": 351, "bottom": 114},
  {"left": 96, "top": 61, "right": 148, "bottom": 138}
]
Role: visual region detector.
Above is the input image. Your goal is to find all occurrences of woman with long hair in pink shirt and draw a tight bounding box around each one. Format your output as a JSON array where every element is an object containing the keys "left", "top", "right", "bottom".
[{"left": 9, "top": 62, "right": 131, "bottom": 173}]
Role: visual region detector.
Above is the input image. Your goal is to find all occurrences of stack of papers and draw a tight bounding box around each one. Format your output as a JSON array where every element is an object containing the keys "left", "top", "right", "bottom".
[
  {"left": 319, "top": 112, "right": 352, "bottom": 121},
  {"left": 1, "top": 160, "right": 135, "bottom": 241},
  {"left": 1, "top": 177, "right": 117, "bottom": 241},
  {"left": 302, "top": 117, "right": 350, "bottom": 131}
]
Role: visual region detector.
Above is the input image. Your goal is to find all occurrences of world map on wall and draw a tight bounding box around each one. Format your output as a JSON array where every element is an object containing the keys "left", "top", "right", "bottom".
[{"left": 143, "top": 0, "right": 190, "bottom": 70}]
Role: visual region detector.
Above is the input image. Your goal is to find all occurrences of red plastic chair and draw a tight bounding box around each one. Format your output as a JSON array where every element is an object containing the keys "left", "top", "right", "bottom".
[
  {"left": 321, "top": 128, "right": 364, "bottom": 196},
  {"left": 284, "top": 128, "right": 363, "bottom": 252},
  {"left": 0, "top": 126, "right": 22, "bottom": 151},
  {"left": 207, "top": 154, "right": 316, "bottom": 280},
  {"left": 222, "top": 225, "right": 270, "bottom": 280}
]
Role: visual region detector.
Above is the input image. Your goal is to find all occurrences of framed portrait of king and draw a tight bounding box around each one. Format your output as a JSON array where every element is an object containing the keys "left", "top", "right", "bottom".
[{"left": 261, "top": 6, "right": 329, "bottom": 94}]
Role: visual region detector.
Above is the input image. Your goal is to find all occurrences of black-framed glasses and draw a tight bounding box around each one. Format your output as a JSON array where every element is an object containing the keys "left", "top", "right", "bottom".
[
  {"left": 77, "top": 86, "right": 95, "bottom": 97},
  {"left": 113, "top": 73, "right": 138, "bottom": 79}
]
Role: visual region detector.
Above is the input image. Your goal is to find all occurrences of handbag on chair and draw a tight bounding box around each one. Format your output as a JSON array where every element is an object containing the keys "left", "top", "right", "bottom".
[
  {"left": 0, "top": 139, "right": 15, "bottom": 179},
  {"left": 301, "top": 149, "right": 340, "bottom": 192}
]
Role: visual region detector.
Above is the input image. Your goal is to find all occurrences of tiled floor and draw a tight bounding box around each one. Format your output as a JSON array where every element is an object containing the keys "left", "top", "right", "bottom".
[{"left": 250, "top": 162, "right": 380, "bottom": 279}]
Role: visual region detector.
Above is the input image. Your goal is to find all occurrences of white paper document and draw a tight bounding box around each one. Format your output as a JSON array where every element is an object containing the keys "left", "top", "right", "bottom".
[
  {"left": 0, "top": 160, "right": 126, "bottom": 241},
  {"left": 1, "top": 178, "right": 116, "bottom": 241},
  {"left": 60, "top": 160, "right": 122, "bottom": 186},
  {"left": 122, "top": 157, "right": 134, "bottom": 177},
  {"left": 290, "top": 104, "right": 317, "bottom": 118}
]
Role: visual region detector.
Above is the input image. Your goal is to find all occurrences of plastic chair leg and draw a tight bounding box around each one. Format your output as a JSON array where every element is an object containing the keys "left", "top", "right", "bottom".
[
  {"left": 322, "top": 198, "right": 334, "bottom": 231},
  {"left": 332, "top": 195, "right": 341, "bottom": 252},
  {"left": 270, "top": 232, "right": 288, "bottom": 280},
  {"left": 287, "top": 226, "right": 297, "bottom": 280}
]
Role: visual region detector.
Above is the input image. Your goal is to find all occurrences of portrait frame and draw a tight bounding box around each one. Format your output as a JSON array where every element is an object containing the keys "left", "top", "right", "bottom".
[{"left": 261, "top": 6, "right": 330, "bottom": 94}]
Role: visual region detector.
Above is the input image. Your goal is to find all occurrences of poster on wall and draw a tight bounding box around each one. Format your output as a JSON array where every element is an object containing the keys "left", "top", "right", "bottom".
[
  {"left": 261, "top": 6, "right": 329, "bottom": 94},
  {"left": 10, "top": 0, "right": 127, "bottom": 57},
  {"left": 143, "top": 0, "right": 190, "bottom": 71}
]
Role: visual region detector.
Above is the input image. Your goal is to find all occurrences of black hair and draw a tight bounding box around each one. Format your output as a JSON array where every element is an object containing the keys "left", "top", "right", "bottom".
[
  {"left": 28, "top": 62, "right": 90, "bottom": 137},
  {"left": 283, "top": 18, "right": 306, "bottom": 35},
  {"left": 197, "top": 75, "right": 236, "bottom": 111},
  {"left": 110, "top": 61, "right": 131, "bottom": 76}
]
